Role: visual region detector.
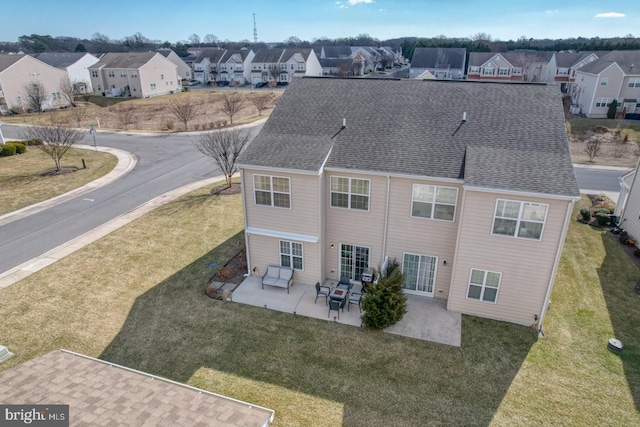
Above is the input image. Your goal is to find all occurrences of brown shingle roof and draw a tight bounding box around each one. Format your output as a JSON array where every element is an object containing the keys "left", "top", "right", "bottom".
[{"left": 0, "top": 350, "right": 274, "bottom": 426}]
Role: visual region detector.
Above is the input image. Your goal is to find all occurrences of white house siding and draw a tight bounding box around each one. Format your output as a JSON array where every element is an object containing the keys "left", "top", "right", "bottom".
[
  {"left": 324, "top": 172, "right": 387, "bottom": 282},
  {"left": 384, "top": 177, "right": 462, "bottom": 300},
  {"left": 138, "top": 55, "right": 180, "bottom": 98},
  {"left": 620, "top": 164, "right": 640, "bottom": 243},
  {"left": 66, "top": 54, "right": 99, "bottom": 92},
  {"left": 576, "top": 65, "right": 624, "bottom": 118},
  {"left": 305, "top": 51, "right": 322, "bottom": 77},
  {"left": 0, "top": 56, "right": 70, "bottom": 111},
  {"left": 447, "top": 189, "right": 572, "bottom": 326}
]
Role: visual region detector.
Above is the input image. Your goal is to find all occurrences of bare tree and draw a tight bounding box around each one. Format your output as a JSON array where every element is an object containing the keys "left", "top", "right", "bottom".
[
  {"left": 585, "top": 137, "right": 602, "bottom": 162},
  {"left": 70, "top": 105, "right": 88, "bottom": 127},
  {"left": 113, "top": 104, "right": 137, "bottom": 130},
  {"left": 194, "top": 128, "right": 251, "bottom": 188},
  {"left": 20, "top": 124, "right": 85, "bottom": 171},
  {"left": 23, "top": 81, "right": 48, "bottom": 113},
  {"left": 171, "top": 97, "right": 200, "bottom": 131},
  {"left": 59, "top": 76, "right": 77, "bottom": 107},
  {"left": 217, "top": 93, "right": 245, "bottom": 125},
  {"left": 203, "top": 34, "right": 219, "bottom": 46},
  {"left": 249, "top": 93, "right": 272, "bottom": 116},
  {"left": 188, "top": 33, "right": 201, "bottom": 46}
]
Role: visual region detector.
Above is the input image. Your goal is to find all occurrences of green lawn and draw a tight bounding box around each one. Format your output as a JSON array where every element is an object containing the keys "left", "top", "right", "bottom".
[
  {"left": 0, "top": 190, "right": 638, "bottom": 426},
  {"left": 0, "top": 147, "right": 117, "bottom": 216}
]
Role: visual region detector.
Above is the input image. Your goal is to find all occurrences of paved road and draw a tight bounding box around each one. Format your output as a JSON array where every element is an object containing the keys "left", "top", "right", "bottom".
[
  {"left": 0, "top": 123, "right": 262, "bottom": 275},
  {"left": 573, "top": 165, "right": 630, "bottom": 193}
]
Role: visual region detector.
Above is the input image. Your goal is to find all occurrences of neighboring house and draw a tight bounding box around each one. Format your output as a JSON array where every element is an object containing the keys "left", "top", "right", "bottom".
[
  {"left": 157, "top": 48, "right": 192, "bottom": 80},
  {"left": 192, "top": 48, "right": 226, "bottom": 83},
  {"left": 237, "top": 77, "right": 579, "bottom": 329},
  {"left": 319, "top": 58, "right": 363, "bottom": 76},
  {"left": 573, "top": 50, "right": 640, "bottom": 118},
  {"left": 552, "top": 51, "right": 598, "bottom": 93},
  {"left": 409, "top": 47, "right": 466, "bottom": 79},
  {"left": 0, "top": 54, "right": 71, "bottom": 113},
  {"left": 217, "top": 49, "right": 255, "bottom": 84},
  {"left": 350, "top": 46, "right": 381, "bottom": 72},
  {"left": 249, "top": 48, "right": 321, "bottom": 84},
  {"left": 88, "top": 52, "right": 180, "bottom": 98},
  {"left": 35, "top": 52, "right": 100, "bottom": 93},
  {"left": 315, "top": 46, "right": 353, "bottom": 59},
  {"left": 467, "top": 51, "right": 556, "bottom": 83}
]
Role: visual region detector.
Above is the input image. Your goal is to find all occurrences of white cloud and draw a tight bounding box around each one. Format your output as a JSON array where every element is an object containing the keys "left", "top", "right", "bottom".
[
  {"left": 595, "top": 12, "right": 625, "bottom": 18},
  {"left": 545, "top": 9, "right": 559, "bottom": 14},
  {"left": 336, "top": 0, "right": 374, "bottom": 7},
  {"left": 348, "top": 0, "right": 374, "bottom": 4}
]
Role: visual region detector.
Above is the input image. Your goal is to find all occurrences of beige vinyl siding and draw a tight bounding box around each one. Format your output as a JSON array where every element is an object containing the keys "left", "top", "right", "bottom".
[
  {"left": 0, "top": 56, "right": 70, "bottom": 111},
  {"left": 447, "top": 190, "right": 571, "bottom": 325},
  {"left": 621, "top": 167, "right": 640, "bottom": 243},
  {"left": 385, "top": 177, "right": 462, "bottom": 299},
  {"left": 243, "top": 169, "right": 320, "bottom": 237},
  {"left": 579, "top": 65, "right": 624, "bottom": 118},
  {"left": 139, "top": 54, "right": 180, "bottom": 97},
  {"left": 324, "top": 173, "right": 387, "bottom": 281},
  {"left": 247, "top": 233, "right": 320, "bottom": 286}
]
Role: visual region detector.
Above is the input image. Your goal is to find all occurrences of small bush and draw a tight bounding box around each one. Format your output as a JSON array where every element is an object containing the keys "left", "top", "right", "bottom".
[
  {"left": 165, "top": 120, "right": 174, "bottom": 130},
  {"left": 1, "top": 144, "right": 17, "bottom": 156},
  {"left": 11, "top": 142, "right": 26, "bottom": 154},
  {"left": 594, "top": 209, "right": 611, "bottom": 226},
  {"left": 361, "top": 259, "right": 408, "bottom": 329},
  {"left": 579, "top": 207, "right": 591, "bottom": 223}
]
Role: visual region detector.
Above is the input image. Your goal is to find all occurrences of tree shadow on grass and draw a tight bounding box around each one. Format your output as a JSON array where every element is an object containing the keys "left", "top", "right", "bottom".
[
  {"left": 599, "top": 233, "right": 640, "bottom": 411},
  {"left": 100, "top": 234, "right": 536, "bottom": 426}
]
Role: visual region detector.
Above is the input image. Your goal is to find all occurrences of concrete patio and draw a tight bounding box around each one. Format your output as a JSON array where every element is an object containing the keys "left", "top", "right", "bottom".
[{"left": 231, "top": 276, "right": 462, "bottom": 346}]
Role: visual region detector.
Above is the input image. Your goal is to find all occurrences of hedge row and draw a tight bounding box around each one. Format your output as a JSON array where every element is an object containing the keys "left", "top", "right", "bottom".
[
  {"left": 1, "top": 142, "right": 27, "bottom": 156},
  {"left": 7, "top": 139, "right": 43, "bottom": 146}
]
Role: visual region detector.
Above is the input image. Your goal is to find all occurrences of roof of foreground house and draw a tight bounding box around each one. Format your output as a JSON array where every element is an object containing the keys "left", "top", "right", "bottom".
[
  {"left": 0, "top": 350, "right": 274, "bottom": 426},
  {"left": 238, "top": 77, "right": 579, "bottom": 197}
]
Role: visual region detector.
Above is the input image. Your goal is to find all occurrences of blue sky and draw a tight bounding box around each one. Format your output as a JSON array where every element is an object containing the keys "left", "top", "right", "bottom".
[{"left": 1, "top": 0, "right": 637, "bottom": 43}]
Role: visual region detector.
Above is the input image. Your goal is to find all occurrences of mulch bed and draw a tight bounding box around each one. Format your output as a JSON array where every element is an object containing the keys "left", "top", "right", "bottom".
[
  {"left": 40, "top": 167, "right": 78, "bottom": 176},
  {"left": 204, "top": 247, "right": 247, "bottom": 300},
  {"left": 210, "top": 182, "right": 241, "bottom": 196}
]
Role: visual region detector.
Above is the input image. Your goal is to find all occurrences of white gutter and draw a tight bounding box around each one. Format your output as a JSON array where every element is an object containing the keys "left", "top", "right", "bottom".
[
  {"left": 382, "top": 175, "right": 391, "bottom": 258},
  {"left": 538, "top": 198, "right": 575, "bottom": 334},
  {"left": 240, "top": 169, "right": 251, "bottom": 274}
]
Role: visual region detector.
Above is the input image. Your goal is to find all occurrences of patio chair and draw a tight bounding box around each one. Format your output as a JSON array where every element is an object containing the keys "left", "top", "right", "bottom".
[
  {"left": 348, "top": 292, "right": 362, "bottom": 312},
  {"left": 328, "top": 298, "right": 342, "bottom": 319},
  {"left": 315, "top": 282, "right": 331, "bottom": 305},
  {"left": 337, "top": 276, "right": 352, "bottom": 291}
]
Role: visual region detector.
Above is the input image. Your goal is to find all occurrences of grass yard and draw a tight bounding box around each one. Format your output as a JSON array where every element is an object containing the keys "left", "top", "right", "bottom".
[
  {"left": 0, "top": 147, "right": 117, "bottom": 216},
  {"left": 0, "top": 190, "right": 638, "bottom": 426}
]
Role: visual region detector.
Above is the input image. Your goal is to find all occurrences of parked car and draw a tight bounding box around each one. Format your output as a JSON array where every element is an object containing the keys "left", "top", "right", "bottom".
[
  {"left": 217, "top": 81, "right": 230, "bottom": 87},
  {"left": 255, "top": 81, "right": 266, "bottom": 88},
  {"left": 188, "top": 79, "right": 200, "bottom": 86},
  {"left": 276, "top": 81, "right": 289, "bottom": 86}
]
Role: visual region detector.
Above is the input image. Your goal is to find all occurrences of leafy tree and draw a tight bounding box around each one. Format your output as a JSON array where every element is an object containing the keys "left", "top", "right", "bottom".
[
  {"left": 75, "top": 43, "right": 87, "bottom": 52},
  {"left": 194, "top": 128, "right": 251, "bottom": 188},
  {"left": 20, "top": 124, "right": 85, "bottom": 171},
  {"left": 607, "top": 99, "right": 618, "bottom": 119},
  {"left": 361, "top": 259, "right": 408, "bottom": 329}
]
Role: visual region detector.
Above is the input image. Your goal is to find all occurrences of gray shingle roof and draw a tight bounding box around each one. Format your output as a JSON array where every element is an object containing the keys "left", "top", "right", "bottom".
[
  {"left": 554, "top": 52, "right": 595, "bottom": 68},
  {"left": 194, "top": 48, "right": 226, "bottom": 63},
  {"left": 411, "top": 48, "right": 466, "bottom": 69},
  {"left": 35, "top": 52, "right": 91, "bottom": 68},
  {"left": 322, "top": 46, "right": 353, "bottom": 58},
  {"left": 0, "top": 350, "right": 274, "bottom": 426},
  {"left": 91, "top": 52, "right": 157, "bottom": 69},
  {"left": 468, "top": 51, "right": 554, "bottom": 67},
  {"left": 239, "top": 77, "right": 578, "bottom": 197},
  {"left": 253, "top": 48, "right": 286, "bottom": 63},
  {"left": 0, "top": 54, "right": 25, "bottom": 73},
  {"left": 320, "top": 58, "right": 354, "bottom": 68},
  {"left": 578, "top": 50, "right": 640, "bottom": 75}
]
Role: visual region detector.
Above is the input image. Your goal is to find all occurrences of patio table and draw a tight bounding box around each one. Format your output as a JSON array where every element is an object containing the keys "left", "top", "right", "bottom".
[{"left": 329, "top": 288, "right": 347, "bottom": 310}]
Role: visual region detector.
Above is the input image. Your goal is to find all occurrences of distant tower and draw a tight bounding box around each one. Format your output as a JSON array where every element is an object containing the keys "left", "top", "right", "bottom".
[{"left": 253, "top": 13, "right": 258, "bottom": 43}]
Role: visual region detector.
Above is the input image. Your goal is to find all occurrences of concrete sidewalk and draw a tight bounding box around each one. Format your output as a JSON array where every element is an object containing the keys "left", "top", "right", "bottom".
[{"left": 0, "top": 141, "right": 225, "bottom": 290}]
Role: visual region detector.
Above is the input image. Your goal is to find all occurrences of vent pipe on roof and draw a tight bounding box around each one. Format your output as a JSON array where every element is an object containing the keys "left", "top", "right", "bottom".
[
  {"left": 462, "top": 112, "right": 467, "bottom": 123},
  {"left": 342, "top": 118, "right": 346, "bottom": 129}
]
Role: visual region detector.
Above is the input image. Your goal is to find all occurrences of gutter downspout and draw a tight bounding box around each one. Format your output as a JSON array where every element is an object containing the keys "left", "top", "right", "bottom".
[
  {"left": 240, "top": 169, "right": 251, "bottom": 275},
  {"left": 538, "top": 198, "right": 576, "bottom": 336},
  {"left": 382, "top": 175, "right": 390, "bottom": 261}
]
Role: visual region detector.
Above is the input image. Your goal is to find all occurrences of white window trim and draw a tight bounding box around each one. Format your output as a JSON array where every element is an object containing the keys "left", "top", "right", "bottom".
[
  {"left": 410, "top": 184, "right": 458, "bottom": 222},
  {"left": 279, "top": 240, "right": 303, "bottom": 271},
  {"left": 628, "top": 78, "right": 640, "bottom": 88},
  {"left": 402, "top": 252, "right": 438, "bottom": 296},
  {"left": 253, "top": 174, "right": 291, "bottom": 209},
  {"left": 600, "top": 78, "right": 608, "bottom": 86},
  {"left": 466, "top": 268, "right": 501, "bottom": 304},
  {"left": 491, "top": 199, "right": 548, "bottom": 241},
  {"left": 330, "top": 176, "right": 370, "bottom": 212}
]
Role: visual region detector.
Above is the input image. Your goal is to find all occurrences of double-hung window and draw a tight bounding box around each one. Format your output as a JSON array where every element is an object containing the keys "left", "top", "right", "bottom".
[
  {"left": 482, "top": 67, "right": 494, "bottom": 75},
  {"left": 492, "top": 199, "right": 548, "bottom": 240},
  {"left": 280, "top": 240, "right": 303, "bottom": 270},
  {"left": 596, "top": 98, "right": 612, "bottom": 108},
  {"left": 254, "top": 175, "right": 291, "bottom": 208},
  {"left": 411, "top": 184, "right": 457, "bottom": 221},
  {"left": 330, "top": 177, "right": 369, "bottom": 211},
  {"left": 467, "top": 269, "right": 501, "bottom": 303},
  {"left": 498, "top": 68, "right": 510, "bottom": 76},
  {"left": 628, "top": 78, "right": 640, "bottom": 88}
]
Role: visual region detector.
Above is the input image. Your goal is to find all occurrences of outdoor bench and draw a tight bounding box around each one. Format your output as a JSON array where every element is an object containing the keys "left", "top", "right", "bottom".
[{"left": 261, "top": 266, "right": 294, "bottom": 293}]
